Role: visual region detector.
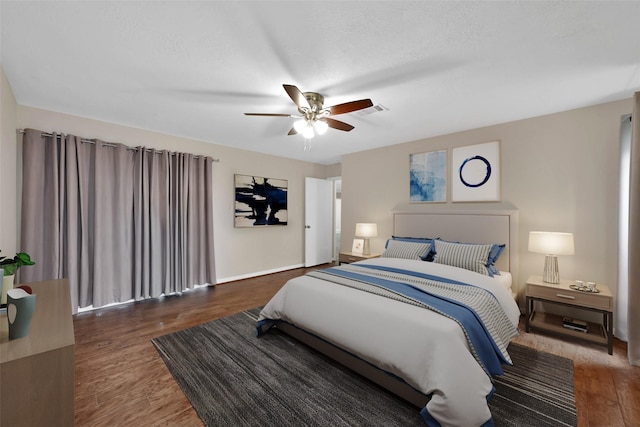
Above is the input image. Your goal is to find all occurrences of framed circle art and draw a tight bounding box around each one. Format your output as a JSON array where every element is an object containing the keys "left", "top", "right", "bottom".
[{"left": 451, "top": 141, "right": 500, "bottom": 202}]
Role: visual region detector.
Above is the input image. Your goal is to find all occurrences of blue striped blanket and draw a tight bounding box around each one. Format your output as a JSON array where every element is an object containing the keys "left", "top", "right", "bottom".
[{"left": 306, "top": 263, "right": 518, "bottom": 377}]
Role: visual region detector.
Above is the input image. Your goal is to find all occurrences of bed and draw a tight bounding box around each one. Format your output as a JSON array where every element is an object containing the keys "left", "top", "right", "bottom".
[{"left": 257, "top": 208, "right": 521, "bottom": 427}]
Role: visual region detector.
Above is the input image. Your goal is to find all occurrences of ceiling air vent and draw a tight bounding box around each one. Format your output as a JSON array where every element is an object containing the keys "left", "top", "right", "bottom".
[{"left": 357, "top": 104, "right": 389, "bottom": 116}]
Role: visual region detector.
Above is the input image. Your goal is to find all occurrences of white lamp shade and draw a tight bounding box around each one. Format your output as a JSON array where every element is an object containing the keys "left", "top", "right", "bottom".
[
  {"left": 528, "top": 231, "right": 575, "bottom": 255},
  {"left": 293, "top": 119, "right": 308, "bottom": 133},
  {"left": 314, "top": 119, "right": 329, "bottom": 135},
  {"left": 302, "top": 124, "right": 315, "bottom": 139},
  {"left": 355, "top": 223, "right": 378, "bottom": 238}
]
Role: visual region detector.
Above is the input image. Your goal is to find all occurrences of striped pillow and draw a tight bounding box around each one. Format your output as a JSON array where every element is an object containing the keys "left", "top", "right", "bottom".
[
  {"left": 381, "top": 240, "right": 432, "bottom": 260},
  {"left": 433, "top": 240, "right": 492, "bottom": 275},
  {"left": 389, "top": 236, "right": 436, "bottom": 261}
]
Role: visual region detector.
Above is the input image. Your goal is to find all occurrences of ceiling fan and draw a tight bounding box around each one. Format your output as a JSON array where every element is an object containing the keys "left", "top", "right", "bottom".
[{"left": 245, "top": 84, "right": 373, "bottom": 139}]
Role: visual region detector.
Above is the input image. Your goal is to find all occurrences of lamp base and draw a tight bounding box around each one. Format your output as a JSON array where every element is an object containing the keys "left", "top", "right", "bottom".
[
  {"left": 362, "top": 238, "right": 371, "bottom": 256},
  {"left": 542, "top": 255, "right": 560, "bottom": 284}
]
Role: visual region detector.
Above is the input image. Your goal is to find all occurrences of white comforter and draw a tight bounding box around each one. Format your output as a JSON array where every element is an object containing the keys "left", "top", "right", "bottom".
[{"left": 258, "top": 258, "right": 521, "bottom": 427}]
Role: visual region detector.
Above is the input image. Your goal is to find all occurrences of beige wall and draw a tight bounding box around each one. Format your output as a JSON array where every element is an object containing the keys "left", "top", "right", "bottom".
[
  {"left": 342, "top": 99, "right": 631, "bottom": 301},
  {"left": 325, "top": 163, "right": 342, "bottom": 178},
  {"left": 3, "top": 63, "right": 633, "bottom": 298},
  {"left": 7, "top": 92, "right": 329, "bottom": 283},
  {"left": 0, "top": 68, "right": 18, "bottom": 255}
]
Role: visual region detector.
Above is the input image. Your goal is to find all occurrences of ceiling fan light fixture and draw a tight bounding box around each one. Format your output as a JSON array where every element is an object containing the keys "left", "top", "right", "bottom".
[
  {"left": 245, "top": 84, "right": 373, "bottom": 140},
  {"left": 302, "top": 124, "right": 315, "bottom": 139},
  {"left": 293, "top": 119, "right": 308, "bottom": 134},
  {"left": 314, "top": 119, "right": 328, "bottom": 135}
]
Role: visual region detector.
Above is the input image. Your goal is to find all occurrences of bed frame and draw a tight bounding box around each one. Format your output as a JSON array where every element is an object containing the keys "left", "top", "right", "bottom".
[
  {"left": 276, "top": 206, "right": 519, "bottom": 408},
  {"left": 391, "top": 205, "right": 519, "bottom": 282}
]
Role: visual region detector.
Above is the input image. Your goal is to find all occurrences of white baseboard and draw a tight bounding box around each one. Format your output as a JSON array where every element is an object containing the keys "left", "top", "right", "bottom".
[{"left": 216, "top": 264, "right": 306, "bottom": 284}]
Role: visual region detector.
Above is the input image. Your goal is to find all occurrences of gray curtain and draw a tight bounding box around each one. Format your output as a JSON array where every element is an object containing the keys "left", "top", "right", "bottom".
[
  {"left": 20, "top": 129, "right": 216, "bottom": 312},
  {"left": 628, "top": 93, "right": 640, "bottom": 366}
]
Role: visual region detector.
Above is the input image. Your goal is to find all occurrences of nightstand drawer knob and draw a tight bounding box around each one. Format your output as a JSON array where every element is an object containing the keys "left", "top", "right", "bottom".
[{"left": 556, "top": 293, "right": 576, "bottom": 300}]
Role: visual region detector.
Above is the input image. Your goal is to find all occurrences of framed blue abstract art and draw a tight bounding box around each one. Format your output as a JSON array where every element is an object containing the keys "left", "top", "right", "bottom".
[
  {"left": 452, "top": 141, "right": 500, "bottom": 202},
  {"left": 410, "top": 149, "right": 447, "bottom": 202},
  {"left": 234, "top": 174, "right": 288, "bottom": 227}
]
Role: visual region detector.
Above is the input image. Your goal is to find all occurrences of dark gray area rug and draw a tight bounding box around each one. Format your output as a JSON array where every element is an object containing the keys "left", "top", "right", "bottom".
[{"left": 152, "top": 308, "right": 576, "bottom": 426}]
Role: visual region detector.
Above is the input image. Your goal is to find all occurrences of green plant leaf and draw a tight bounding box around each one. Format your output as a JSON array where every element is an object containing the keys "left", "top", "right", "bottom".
[
  {"left": 1, "top": 263, "right": 16, "bottom": 276},
  {"left": 0, "top": 251, "right": 35, "bottom": 277},
  {"left": 15, "top": 252, "right": 35, "bottom": 267}
]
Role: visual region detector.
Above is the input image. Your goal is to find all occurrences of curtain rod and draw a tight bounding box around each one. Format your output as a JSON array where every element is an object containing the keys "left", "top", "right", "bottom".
[{"left": 18, "top": 129, "right": 220, "bottom": 162}]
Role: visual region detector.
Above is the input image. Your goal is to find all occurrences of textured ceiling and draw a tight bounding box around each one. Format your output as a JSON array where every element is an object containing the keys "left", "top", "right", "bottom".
[{"left": 2, "top": 1, "right": 640, "bottom": 165}]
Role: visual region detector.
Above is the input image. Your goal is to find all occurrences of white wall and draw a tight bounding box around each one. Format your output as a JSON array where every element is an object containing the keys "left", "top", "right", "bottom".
[
  {"left": 0, "top": 66, "right": 332, "bottom": 283},
  {"left": 341, "top": 98, "right": 632, "bottom": 302}
]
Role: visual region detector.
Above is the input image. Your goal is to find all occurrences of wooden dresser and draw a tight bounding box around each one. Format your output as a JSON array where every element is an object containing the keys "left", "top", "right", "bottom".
[{"left": 0, "top": 278, "right": 75, "bottom": 426}]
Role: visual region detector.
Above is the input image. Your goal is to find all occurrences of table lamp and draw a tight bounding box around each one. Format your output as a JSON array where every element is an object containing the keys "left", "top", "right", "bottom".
[
  {"left": 528, "top": 231, "right": 574, "bottom": 284},
  {"left": 355, "top": 223, "right": 377, "bottom": 255}
]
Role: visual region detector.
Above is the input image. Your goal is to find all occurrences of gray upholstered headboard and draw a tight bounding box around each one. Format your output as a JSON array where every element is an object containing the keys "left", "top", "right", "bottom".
[{"left": 392, "top": 207, "right": 519, "bottom": 280}]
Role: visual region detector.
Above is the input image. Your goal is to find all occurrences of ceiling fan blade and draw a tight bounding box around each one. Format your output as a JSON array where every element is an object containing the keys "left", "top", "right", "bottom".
[
  {"left": 283, "top": 84, "right": 311, "bottom": 110},
  {"left": 287, "top": 127, "right": 298, "bottom": 136},
  {"left": 244, "top": 113, "right": 295, "bottom": 117},
  {"left": 325, "top": 118, "right": 355, "bottom": 132},
  {"left": 326, "top": 99, "right": 373, "bottom": 115}
]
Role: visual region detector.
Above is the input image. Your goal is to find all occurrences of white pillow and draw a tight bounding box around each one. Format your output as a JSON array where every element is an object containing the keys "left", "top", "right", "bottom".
[
  {"left": 381, "top": 240, "right": 431, "bottom": 260},
  {"left": 493, "top": 271, "right": 513, "bottom": 290}
]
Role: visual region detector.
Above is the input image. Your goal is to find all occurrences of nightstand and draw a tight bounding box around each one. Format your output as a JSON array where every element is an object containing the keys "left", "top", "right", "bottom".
[
  {"left": 338, "top": 252, "right": 380, "bottom": 265},
  {"left": 525, "top": 275, "right": 614, "bottom": 354}
]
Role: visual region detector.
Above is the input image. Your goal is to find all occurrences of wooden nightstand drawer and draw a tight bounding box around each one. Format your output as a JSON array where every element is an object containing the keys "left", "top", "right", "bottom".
[
  {"left": 339, "top": 253, "right": 362, "bottom": 264},
  {"left": 526, "top": 283, "right": 612, "bottom": 310},
  {"left": 338, "top": 252, "right": 380, "bottom": 264}
]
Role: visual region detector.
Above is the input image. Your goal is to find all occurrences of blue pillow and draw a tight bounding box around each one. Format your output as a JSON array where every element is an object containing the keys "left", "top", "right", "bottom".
[
  {"left": 389, "top": 236, "right": 437, "bottom": 261},
  {"left": 487, "top": 244, "right": 506, "bottom": 276}
]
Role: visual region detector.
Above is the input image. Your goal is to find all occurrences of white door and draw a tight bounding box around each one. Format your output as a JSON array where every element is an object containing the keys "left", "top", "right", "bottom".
[{"left": 305, "top": 177, "right": 334, "bottom": 267}]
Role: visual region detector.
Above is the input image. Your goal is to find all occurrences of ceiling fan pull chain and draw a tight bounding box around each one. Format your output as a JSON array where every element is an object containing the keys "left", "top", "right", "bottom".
[{"left": 304, "top": 139, "right": 312, "bottom": 152}]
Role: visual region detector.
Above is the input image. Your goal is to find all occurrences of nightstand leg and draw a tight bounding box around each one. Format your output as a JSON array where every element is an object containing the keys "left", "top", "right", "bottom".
[
  {"left": 606, "top": 311, "right": 613, "bottom": 355},
  {"left": 525, "top": 296, "right": 531, "bottom": 333}
]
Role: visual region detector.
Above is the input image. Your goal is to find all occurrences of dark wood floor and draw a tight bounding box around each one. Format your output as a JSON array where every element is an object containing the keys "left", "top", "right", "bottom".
[{"left": 73, "top": 264, "right": 640, "bottom": 427}]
